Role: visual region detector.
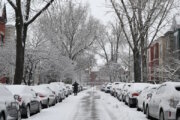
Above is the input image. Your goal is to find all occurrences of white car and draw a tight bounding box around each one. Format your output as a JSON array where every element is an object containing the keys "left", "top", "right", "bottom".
[
  {"left": 31, "top": 85, "right": 56, "bottom": 108},
  {"left": 42, "top": 84, "right": 61, "bottom": 103},
  {"left": 105, "top": 83, "right": 112, "bottom": 93},
  {"left": 111, "top": 82, "right": 123, "bottom": 97},
  {"left": 121, "top": 83, "right": 133, "bottom": 102},
  {"left": 137, "top": 85, "right": 158, "bottom": 112},
  {"left": 116, "top": 83, "right": 125, "bottom": 101},
  {"left": 66, "top": 84, "right": 73, "bottom": 95},
  {"left": 146, "top": 82, "right": 180, "bottom": 120},
  {"left": 0, "top": 84, "right": 21, "bottom": 120},
  {"left": 50, "top": 82, "right": 66, "bottom": 99},
  {"left": 125, "top": 83, "right": 151, "bottom": 107},
  {"left": 6, "top": 85, "right": 41, "bottom": 118}
]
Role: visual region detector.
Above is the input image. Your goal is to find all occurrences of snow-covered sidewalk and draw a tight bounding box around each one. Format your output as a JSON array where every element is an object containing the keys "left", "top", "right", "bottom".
[{"left": 23, "top": 88, "right": 148, "bottom": 120}]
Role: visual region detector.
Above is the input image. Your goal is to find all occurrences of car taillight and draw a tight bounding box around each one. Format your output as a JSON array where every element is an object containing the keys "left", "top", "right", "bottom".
[
  {"left": 132, "top": 93, "right": 139, "bottom": 97},
  {"left": 169, "top": 111, "right": 171, "bottom": 117},
  {"left": 39, "top": 93, "right": 45, "bottom": 98}
]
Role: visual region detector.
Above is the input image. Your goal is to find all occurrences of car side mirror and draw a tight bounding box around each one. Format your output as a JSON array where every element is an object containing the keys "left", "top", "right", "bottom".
[
  {"left": 35, "top": 93, "right": 38, "bottom": 97},
  {"left": 14, "top": 95, "right": 19, "bottom": 100}
]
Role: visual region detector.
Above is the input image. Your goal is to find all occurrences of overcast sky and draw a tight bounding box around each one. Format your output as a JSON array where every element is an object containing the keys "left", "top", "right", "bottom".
[{"left": 79, "top": 0, "right": 114, "bottom": 24}]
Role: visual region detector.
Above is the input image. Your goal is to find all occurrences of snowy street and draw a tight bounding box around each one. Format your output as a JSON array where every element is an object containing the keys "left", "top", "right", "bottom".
[{"left": 23, "top": 88, "right": 148, "bottom": 120}]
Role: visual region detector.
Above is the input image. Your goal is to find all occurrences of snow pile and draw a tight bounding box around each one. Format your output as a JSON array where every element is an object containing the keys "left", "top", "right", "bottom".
[{"left": 97, "top": 91, "right": 148, "bottom": 120}]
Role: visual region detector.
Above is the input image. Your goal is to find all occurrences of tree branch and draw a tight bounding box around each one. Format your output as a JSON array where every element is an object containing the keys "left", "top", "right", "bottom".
[
  {"left": 7, "top": 0, "right": 17, "bottom": 10},
  {"left": 26, "top": 0, "right": 55, "bottom": 25}
]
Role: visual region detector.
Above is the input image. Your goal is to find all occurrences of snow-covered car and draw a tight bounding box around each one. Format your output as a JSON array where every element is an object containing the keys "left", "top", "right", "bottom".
[
  {"left": 6, "top": 85, "right": 41, "bottom": 118},
  {"left": 0, "top": 84, "right": 21, "bottom": 120},
  {"left": 116, "top": 83, "right": 125, "bottom": 101},
  {"left": 51, "top": 82, "right": 66, "bottom": 99},
  {"left": 31, "top": 85, "right": 56, "bottom": 108},
  {"left": 50, "top": 82, "right": 66, "bottom": 100},
  {"left": 146, "top": 82, "right": 180, "bottom": 120},
  {"left": 125, "top": 83, "right": 151, "bottom": 107},
  {"left": 121, "top": 83, "right": 133, "bottom": 102},
  {"left": 101, "top": 84, "right": 106, "bottom": 91},
  {"left": 43, "top": 83, "right": 62, "bottom": 102},
  {"left": 66, "top": 84, "right": 73, "bottom": 95},
  {"left": 110, "top": 82, "right": 123, "bottom": 97},
  {"left": 104, "top": 83, "right": 112, "bottom": 93},
  {"left": 137, "top": 85, "right": 158, "bottom": 112}
]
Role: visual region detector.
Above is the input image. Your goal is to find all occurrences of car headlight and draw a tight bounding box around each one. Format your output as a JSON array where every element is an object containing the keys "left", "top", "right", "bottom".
[{"left": 169, "top": 98, "right": 179, "bottom": 108}]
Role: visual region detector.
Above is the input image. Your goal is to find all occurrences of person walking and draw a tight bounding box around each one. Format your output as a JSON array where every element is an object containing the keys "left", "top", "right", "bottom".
[{"left": 72, "top": 81, "right": 79, "bottom": 96}]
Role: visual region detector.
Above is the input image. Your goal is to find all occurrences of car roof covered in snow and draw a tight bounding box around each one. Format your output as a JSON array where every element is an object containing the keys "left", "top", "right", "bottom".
[
  {"left": 163, "top": 82, "right": 180, "bottom": 87},
  {"left": 6, "top": 85, "right": 30, "bottom": 95},
  {"left": 128, "top": 83, "right": 152, "bottom": 92}
]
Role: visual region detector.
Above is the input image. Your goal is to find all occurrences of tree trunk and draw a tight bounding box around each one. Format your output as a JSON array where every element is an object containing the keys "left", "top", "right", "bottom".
[
  {"left": 13, "top": 10, "right": 24, "bottom": 84},
  {"left": 14, "top": 22, "right": 28, "bottom": 84},
  {"left": 133, "top": 48, "right": 141, "bottom": 82}
]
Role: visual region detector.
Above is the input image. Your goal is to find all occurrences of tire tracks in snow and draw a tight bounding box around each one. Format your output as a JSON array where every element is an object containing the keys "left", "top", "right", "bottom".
[{"left": 73, "top": 90, "right": 100, "bottom": 120}]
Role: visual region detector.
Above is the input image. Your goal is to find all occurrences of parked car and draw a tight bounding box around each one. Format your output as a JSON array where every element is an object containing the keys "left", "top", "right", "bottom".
[
  {"left": 121, "top": 83, "right": 133, "bottom": 102},
  {"left": 0, "top": 84, "right": 21, "bottom": 120},
  {"left": 137, "top": 85, "right": 158, "bottom": 112},
  {"left": 51, "top": 82, "right": 66, "bottom": 99},
  {"left": 110, "top": 82, "right": 123, "bottom": 97},
  {"left": 66, "top": 84, "right": 73, "bottom": 95},
  {"left": 125, "top": 83, "right": 151, "bottom": 107},
  {"left": 31, "top": 85, "right": 56, "bottom": 108},
  {"left": 6, "top": 85, "right": 41, "bottom": 118},
  {"left": 105, "top": 83, "right": 112, "bottom": 93},
  {"left": 116, "top": 83, "right": 125, "bottom": 101},
  {"left": 43, "top": 84, "right": 62, "bottom": 103},
  {"left": 101, "top": 84, "right": 106, "bottom": 91},
  {"left": 146, "top": 82, "right": 180, "bottom": 120}
]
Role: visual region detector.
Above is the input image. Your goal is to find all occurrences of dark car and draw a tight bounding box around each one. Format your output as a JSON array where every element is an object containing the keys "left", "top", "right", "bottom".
[
  {"left": 6, "top": 85, "right": 41, "bottom": 118},
  {"left": 0, "top": 84, "right": 21, "bottom": 120}
]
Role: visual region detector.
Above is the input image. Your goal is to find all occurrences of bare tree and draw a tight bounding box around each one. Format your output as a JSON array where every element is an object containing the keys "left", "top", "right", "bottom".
[
  {"left": 7, "top": 0, "right": 55, "bottom": 84},
  {"left": 110, "top": 0, "right": 175, "bottom": 82},
  {"left": 95, "top": 21, "right": 127, "bottom": 82},
  {"left": 38, "top": 1, "right": 102, "bottom": 61}
]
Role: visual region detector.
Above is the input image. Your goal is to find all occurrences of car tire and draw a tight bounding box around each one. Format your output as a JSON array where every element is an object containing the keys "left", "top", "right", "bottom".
[
  {"left": 38, "top": 103, "right": 42, "bottom": 113},
  {"left": 137, "top": 106, "right": 141, "bottom": 111},
  {"left": 159, "top": 110, "right": 164, "bottom": 120},
  {"left": 0, "top": 113, "right": 5, "bottom": 120},
  {"left": 17, "top": 110, "right": 21, "bottom": 120},
  {"left": 59, "top": 98, "right": 62, "bottom": 102},
  {"left": 146, "top": 106, "right": 151, "bottom": 119},
  {"left": 177, "top": 114, "right": 180, "bottom": 120},
  {"left": 143, "top": 104, "right": 146, "bottom": 114},
  {"left": 128, "top": 98, "right": 132, "bottom": 108},
  {"left": 25, "top": 105, "right": 30, "bottom": 118}
]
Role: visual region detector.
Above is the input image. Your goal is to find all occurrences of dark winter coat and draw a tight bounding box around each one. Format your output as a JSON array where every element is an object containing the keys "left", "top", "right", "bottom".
[{"left": 72, "top": 82, "right": 79, "bottom": 93}]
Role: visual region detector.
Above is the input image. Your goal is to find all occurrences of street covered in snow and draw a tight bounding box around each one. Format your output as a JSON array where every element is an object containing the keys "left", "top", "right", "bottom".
[{"left": 23, "top": 88, "right": 147, "bottom": 120}]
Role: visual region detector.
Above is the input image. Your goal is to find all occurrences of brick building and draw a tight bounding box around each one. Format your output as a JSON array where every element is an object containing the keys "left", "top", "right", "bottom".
[
  {"left": 0, "top": 5, "right": 6, "bottom": 45},
  {"left": 0, "top": 5, "right": 8, "bottom": 84}
]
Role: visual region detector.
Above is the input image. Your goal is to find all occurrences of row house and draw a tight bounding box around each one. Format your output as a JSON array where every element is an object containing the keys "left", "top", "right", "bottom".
[
  {"left": 0, "top": 5, "right": 6, "bottom": 46},
  {"left": 0, "top": 5, "right": 7, "bottom": 84},
  {"left": 148, "top": 23, "right": 180, "bottom": 82}
]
